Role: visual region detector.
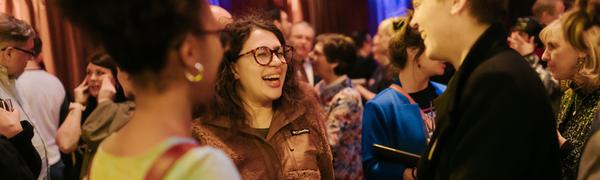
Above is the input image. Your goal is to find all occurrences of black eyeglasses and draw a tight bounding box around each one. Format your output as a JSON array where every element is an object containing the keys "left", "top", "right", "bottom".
[
  {"left": 1, "top": 46, "right": 35, "bottom": 57},
  {"left": 237, "top": 45, "right": 293, "bottom": 66}
]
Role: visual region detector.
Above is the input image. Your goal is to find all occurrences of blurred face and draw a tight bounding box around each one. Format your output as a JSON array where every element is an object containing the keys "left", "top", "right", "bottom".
[
  {"left": 372, "top": 22, "right": 392, "bottom": 65},
  {"left": 541, "top": 26, "right": 581, "bottom": 80},
  {"left": 193, "top": 2, "right": 225, "bottom": 104},
  {"left": 309, "top": 43, "right": 334, "bottom": 78},
  {"left": 0, "top": 37, "right": 34, "bottom": 78},
  {"left": 85, "top": 63, "right": 115, "bottom": 97},
  {"left": 417, "top": 53, "right": 446, "bottom": 77},
  {"left": 289, "top": 24, "right": 315, "bottom": 61},
  {"left": 280, "top": 11, "right": 292, "bottom": 37},
  {"left": 233, "top": 28, "right": 288, "bottom": 104},
  {"left": 411, "top": 0, "right": 455, "bottom": 61}
]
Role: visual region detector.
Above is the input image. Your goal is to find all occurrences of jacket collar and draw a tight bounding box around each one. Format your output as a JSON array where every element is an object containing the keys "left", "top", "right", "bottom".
[
  {"left": 316, "top": 75, "right": 352, "bottom": 104},
  {"left": 434, "top": 23, "right": 510, "bottom": 122},
  {"left": 204, "top": 103, "right": 307, "bottom": 141}
]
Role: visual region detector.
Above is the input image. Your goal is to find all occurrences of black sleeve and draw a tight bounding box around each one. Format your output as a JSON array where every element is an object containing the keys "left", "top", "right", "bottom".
[
  {"left": 8, "top": 121, "right": 41, "bottom": 178},
  {"left": 0, "top": 137, "right": 35, "bottom": 180},
  {"left": 58, "top": 95, "right": 70, "bottom": 126}
]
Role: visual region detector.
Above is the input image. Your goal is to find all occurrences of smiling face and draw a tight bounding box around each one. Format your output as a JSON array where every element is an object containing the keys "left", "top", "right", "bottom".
[
  {"left": 85, "top": 63, "right": 116, "bottom": 97},
  {"left": 233, "top": 28, "right": 288, "bottom": 104},
  {"left": 410, "top": 0, "right": 456, "bottom": 61},
  {"left": 417, "top": 53, "right": 446, "bottom": 77}
]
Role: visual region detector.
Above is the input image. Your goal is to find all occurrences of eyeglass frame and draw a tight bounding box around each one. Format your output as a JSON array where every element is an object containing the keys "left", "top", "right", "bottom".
[
  {"left": 1, "top": 46, "right": 35, "bottom": 57},
  {"left": 236, "top": 45, "right": 294, "bottom": 66}
]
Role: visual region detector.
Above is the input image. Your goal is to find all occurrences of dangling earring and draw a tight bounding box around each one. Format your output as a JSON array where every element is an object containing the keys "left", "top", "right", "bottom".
[
  {"left": 184, "top": 62, "right": 204, "bottom": 82},
  {"left": 577, "top": 57, "right": 587, "bottom": 68}
]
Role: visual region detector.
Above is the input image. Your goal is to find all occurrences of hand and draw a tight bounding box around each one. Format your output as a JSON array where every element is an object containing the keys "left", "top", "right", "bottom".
[
  {"left": 74, "top": 79, "right": 89, "bottom": 105},
  {"left": 508, "top": 31, "right": 535, "bottom": 56},
  {"left": 97, "top": 74, "right": 116, "bottom": 103},
  {"left": 403, "top": 168, "right": 416, "bottom": 180},
  {"left": 0, "top": 106, "right": 21, "bottom": 138},
  {"left": 557, "top": 130, "right": 567, "bottom": 147}
]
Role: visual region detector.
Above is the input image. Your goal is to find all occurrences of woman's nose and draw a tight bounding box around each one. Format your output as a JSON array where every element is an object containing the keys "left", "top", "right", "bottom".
[{"left": 541, "top": 49, "right": 551, "bottom": 62}]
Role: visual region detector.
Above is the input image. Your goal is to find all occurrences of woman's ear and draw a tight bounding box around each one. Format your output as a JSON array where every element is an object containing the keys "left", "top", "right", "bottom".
[
  {"left": 450, "top": 0, "right": 469, "bottom": 15},
  {"left": 406, "top": 47, "right": 419, "bottom": 60},
  {"left": 178, "top": 33, "right": 202, "bottom": 75},
  {"left": 231, "top": 63, "right": 240, "bottom": 79}
]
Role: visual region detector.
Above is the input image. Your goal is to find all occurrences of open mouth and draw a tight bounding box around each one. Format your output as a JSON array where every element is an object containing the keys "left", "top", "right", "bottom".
[
  {"left": 262, "top": 74, "right": 280, "bottom": 81},
  {"left": 262, "top": 74, "right": 283, "bottom": 88}
]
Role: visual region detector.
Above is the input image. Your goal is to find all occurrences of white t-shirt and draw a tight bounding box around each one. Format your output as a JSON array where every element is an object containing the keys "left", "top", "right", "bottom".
[{"left": 17, "top": 70, "right": 66, "bottom": 166}]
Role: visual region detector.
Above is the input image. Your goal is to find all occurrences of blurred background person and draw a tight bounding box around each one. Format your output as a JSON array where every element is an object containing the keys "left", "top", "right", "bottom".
[
  {"left": 508, "top": 17, "right": 561, "bottom": 112},
  {"left": 266, "top": 7, "right": 292, "bottom": 38},
  {"left": 17, "top": 36, "right": 66, "bottom": 180},
  {"left": 310, "top": 33, "right": 363, "bottom": 179},
  {"left": 356, "top": 17, "right": 400, "bottom": 101},
  {"left": 347, "top": 30, "right": 378, "bottom": 84},
  {"left": 533, "top": 0, "right": 566, "bottom": 26},
  {"left": 289, "top": 21, "right": 318, "bottom": 86},
  {"left": 210, "top": 5, "right": 233, "bottom": 26},
  {"left": 55, "top": 52, "right": 127, "bottom": 179}
]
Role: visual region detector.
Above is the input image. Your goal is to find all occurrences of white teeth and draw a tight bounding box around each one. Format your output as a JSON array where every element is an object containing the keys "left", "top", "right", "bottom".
[{"left": 262, "top": 74, "right": 280, "bottom": 79}]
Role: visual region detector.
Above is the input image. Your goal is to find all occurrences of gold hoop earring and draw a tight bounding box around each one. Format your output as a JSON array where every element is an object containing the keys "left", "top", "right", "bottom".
[{"left": 184, "top": 62, "right": 204, "bottom": 82}]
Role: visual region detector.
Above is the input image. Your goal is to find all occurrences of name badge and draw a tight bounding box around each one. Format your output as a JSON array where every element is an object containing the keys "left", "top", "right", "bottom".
[{"left": 291, "top": 128, "right": 310, "bottom": 135}]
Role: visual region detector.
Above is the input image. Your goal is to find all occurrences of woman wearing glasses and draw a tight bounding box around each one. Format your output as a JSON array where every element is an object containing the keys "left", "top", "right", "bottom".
[
  {"left": 193, "top": 16, "right": 334, "bottom": 180},
  {"left": 309, "top": 33, "right": 364, "bottom": 179}
]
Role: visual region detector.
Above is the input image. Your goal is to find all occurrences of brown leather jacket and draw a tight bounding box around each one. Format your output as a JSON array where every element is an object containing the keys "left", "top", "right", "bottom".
[{"left": 192, "top": 96, "right": 334, "bottom": 180}]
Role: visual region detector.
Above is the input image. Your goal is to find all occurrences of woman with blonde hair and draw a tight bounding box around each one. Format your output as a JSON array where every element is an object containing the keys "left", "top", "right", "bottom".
[
  {"left": 356, "top": 17, "right": 402, "bottom": 101},
  {"left": 540, "top": 0, "right": 600, "bottom": 179}
]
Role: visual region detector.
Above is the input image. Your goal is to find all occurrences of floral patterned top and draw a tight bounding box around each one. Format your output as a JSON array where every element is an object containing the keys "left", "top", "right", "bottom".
[
  {"left": 557, "top": 84, "right": 600, "bottom": 180},
  {"left": 315, "top": 76, "right": 364, "bottom": 180}
]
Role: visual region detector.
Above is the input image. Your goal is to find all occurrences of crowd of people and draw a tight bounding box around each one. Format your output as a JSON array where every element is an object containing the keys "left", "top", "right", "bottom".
[{"left": 0, "top": 0, "right": 598, "bottom": 179}]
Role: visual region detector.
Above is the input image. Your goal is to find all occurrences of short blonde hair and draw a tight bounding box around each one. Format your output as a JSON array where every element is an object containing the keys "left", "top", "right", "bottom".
[{"left": 560, "top": 2, "right": 600, "bottom": 92}]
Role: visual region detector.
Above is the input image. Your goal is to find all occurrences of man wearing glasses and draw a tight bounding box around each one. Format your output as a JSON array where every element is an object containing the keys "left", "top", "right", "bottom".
[{"left": 0, "top": 13, "right": 47, "bottom": 180}]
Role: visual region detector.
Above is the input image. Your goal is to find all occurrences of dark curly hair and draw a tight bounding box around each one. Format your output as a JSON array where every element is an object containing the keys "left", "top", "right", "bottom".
[
  {"left": 205, "top": 15, "right": 303, "bottom": 130},
  {"left": 315, "top": 34, "right": 357, "bottom": 76},
  {"left": 388, "top": 13, "right": 425, "bottom": 70},
  {"left": 56, "top": 0, "right": 207, "bottom": 86}
]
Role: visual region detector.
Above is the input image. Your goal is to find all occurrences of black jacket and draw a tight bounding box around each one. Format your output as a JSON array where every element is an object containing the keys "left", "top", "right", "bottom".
[{"left": 417, "top": 24, "right": 561, "bottom": 180}]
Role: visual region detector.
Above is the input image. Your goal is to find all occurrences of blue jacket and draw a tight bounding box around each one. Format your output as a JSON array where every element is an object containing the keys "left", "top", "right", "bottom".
[{"left": 362, "top": 81, "right": 445, "bottom": 179}]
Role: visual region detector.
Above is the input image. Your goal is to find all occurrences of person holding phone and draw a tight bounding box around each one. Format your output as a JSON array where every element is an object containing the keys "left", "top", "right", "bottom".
[{"left": 56, "top": 52, "right": 127, "bottom": 179}]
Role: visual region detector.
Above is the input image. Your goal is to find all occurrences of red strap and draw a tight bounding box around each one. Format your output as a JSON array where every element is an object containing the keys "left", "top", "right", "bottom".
[
  {"left": 389, "top": 84, "right": 433, "bottom": 131},
  {"left": 144, "top": 143, "right": 199, "bottom": 180}
]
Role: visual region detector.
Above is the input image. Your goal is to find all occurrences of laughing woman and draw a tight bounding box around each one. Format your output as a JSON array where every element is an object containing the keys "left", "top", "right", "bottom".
[{"left": 192, "top": 17, "right": 334, "bottom": 180}]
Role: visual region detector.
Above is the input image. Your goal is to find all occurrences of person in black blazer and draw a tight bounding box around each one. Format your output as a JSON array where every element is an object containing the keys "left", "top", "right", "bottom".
[{"left": 408, "top": 0, "right": 561, "bottom": 179}]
